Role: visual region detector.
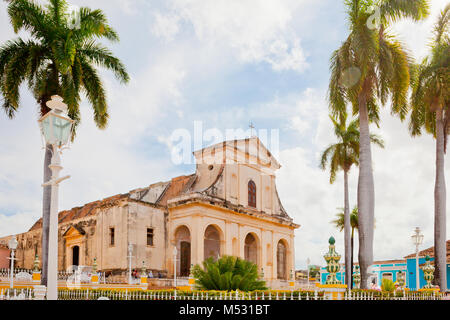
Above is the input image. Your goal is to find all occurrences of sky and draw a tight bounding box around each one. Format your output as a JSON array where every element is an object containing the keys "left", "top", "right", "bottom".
[{"left": 0, "top": 0, "right": 449, "bottom": 270}]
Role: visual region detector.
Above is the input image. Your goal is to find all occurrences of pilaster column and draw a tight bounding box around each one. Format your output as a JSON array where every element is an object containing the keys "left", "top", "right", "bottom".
[{"left": 191, "top": 216, "right": 204, "bottom": 266}]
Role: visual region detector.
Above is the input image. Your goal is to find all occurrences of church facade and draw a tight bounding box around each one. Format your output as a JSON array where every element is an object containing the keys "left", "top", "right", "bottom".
[{"left": 1, "top": 137, "right": 299, "bottom": 283}]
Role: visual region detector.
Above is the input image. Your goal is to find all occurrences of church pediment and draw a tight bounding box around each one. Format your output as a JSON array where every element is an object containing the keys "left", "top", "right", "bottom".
[
  {"left": 63, "top": 225, "right": 86, "bottom": 238},
  {"left": 193, "top": 137, "right": 280, "bottom": 171}
]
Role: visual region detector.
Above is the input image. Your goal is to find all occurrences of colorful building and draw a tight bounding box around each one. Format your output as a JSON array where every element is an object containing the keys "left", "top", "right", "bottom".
[{"left": 319, "top": 240, "right": 449, "bottom": 290}]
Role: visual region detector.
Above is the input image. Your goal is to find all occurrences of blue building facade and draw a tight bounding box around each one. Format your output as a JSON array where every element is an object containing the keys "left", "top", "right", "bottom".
[{"left": 320, "top": 260, "right": 407, "bottom": 288}]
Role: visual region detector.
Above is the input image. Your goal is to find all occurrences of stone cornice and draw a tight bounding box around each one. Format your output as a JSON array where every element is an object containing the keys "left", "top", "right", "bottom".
[{"left": 167, "top": 192, "right": 300, "bottom": 229}]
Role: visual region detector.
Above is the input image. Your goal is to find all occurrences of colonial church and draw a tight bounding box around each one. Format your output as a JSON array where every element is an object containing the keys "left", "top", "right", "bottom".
[{"left": 1, "top": 137, "right": 299, "bottom": 282}]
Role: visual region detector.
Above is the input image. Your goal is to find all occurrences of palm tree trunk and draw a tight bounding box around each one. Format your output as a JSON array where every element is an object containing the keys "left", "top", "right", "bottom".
[
  {"left": 40, "top": 95, "right": 52, "bottom": 287},
  {"left": 40, "top": 144, "right": 52, "bottom": 286},
  {"left": 357, "top": 88, "right": 375, "bottom": 289},
  {"left": 351, "top": 227, "right": 354, "bottom": 290},
  {"left": 434, "top": 109, "right": 447, "bottom": 292},
  {"left": 344, "top": 170, "right": 351, "bottom": 287}
]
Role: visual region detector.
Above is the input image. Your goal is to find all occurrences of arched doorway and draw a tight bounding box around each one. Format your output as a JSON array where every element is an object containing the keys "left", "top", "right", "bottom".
[
  {"left": 277, "top": 240, "right": 287, "bottom": 279},
  {"left": 175, "top": 226, "right": 191, "bottom": 276},
  {"left": 72, "top": 246, "right": 79, "bottom": 266},
  {"left": 204, "top": 225, "right": 221, "bottom": 261},
  {"left": 244, "top": 234, "right": 258, "bottom": 265}
]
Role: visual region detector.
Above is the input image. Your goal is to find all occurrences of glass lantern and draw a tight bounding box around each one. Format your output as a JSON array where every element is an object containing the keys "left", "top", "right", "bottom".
[
  {"left": 411, "top": 227, "right": 424, "bottom": 246},
  {"left": 38, "top": 96, "right": 74, "bottom": 147},
  {"left": 8, "top": 236, "right": 18, "bottom": 250}
]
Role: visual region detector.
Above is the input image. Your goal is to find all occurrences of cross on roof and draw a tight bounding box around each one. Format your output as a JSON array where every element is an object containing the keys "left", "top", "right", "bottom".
[{"left": 249, "top": 122, "right": 255, "bottom": 137}]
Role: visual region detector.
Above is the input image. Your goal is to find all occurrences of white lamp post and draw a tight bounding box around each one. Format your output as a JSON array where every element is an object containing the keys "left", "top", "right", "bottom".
[
  {"left": 8, "top": 236, "right": 18, "bottom": 289},
  {"left": 38, "top": 95, "right": 74, "bottom": 300},
  {"left": 127, "top": 244, "right": 134, "bottom": 284},
  {"left": 306, "top": 258, "right": 310, "bottom": 287},
  {"left": 173, "top": 246, "right": 178, "bottom": 288},
  {"left": 411, "top": 227, "right": 424, "bottom": 290}
]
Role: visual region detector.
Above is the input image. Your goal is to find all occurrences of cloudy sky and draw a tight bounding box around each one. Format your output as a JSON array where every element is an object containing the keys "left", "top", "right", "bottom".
[{"left": 0, "top": 0, "right": 448, "bottom": 270}]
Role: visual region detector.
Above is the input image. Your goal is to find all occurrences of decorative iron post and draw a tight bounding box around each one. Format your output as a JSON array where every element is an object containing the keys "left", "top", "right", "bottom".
[
  {"left": 324, "top": 237, "right": 342, "bottom": 284},
  {"left": 317, "top": 236, "right": 347, "bottom": 300},
  {"left": 421, "top": 255, "right": 435, "bottom": 289},
  {"left": 32, "top": 255, "right": 41, "bottom": 284},
  {"left": 91, "top": 258, "right": 99, "bottom": 288},
  {"left": 353, "top": 265, "right": 361, "bottom": 289},
  {"left": 396, "top": 271, "right": 405, "bottom": 289},
  {"left": 140, "top": 260, "right": 148, "bottom": 289}
]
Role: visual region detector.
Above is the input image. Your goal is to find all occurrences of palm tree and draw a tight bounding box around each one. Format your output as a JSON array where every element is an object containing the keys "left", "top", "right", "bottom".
[
  {"left": 409, "top": 4, "right": 449, "bottom": 292},
  {"left": 192, "top": 256, "right": 267, "bottom": 291},
  {"left": 0, "top": 0, "right": 129, "bottom": 285},
  {"left": 331, "top": 206, "right": 359, "bottom": 289},
  {"left": 320, "top": 114, "right": 384, "bottom": 287},
  {"left": 328, "top": 0, "right": 429, "bottom": 288}
]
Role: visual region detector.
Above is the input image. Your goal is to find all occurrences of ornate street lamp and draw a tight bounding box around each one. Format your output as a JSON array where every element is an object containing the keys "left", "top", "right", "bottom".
[
  {"left": 411, "top": 227, "right": 424, "bottom": 290},
  {"left": 8, "top": 236, "right": 18, "bottom": 289},
  {"left": 38, "top": 95, "right": 74, "bottom": 300},
  {"left": 173, "top": 246, "right": 178, "bottom": 288}
]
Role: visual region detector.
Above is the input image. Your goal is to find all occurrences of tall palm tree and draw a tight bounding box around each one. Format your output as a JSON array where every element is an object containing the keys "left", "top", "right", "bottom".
[
  {"left": 331, "top": 206, "right": 359, "bottom": 289},
  {"left": 328, "top": 0, "right": 429, "bottom": 288},
  {"left": 320, "top": 114, "right": 384, "bottom": 287},
  {"left": 0, "top": 0, "right": 129, "bottom": 285},
  {"left": 409, "top": 4, "right": 449, "bottom": 292}
]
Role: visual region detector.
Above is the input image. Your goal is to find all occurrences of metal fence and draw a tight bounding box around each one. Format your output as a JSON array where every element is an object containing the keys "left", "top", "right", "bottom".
[
  {"left": 56, "top": 289, "right": 443, "bottom": 301},
  {"left": 0, "top": 288, "right": 34, "bottom": 300},
  {"left": 0, "top": 287, "right": 444, "bottom": 300}
]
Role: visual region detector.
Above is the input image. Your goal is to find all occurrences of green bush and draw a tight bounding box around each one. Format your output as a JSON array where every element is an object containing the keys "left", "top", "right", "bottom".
[
  {"left": 381, "top": 279, "right": 395, "bottom": 293},
  {"left": 192, "top": 255, "right": 267, "bottom": 291}
]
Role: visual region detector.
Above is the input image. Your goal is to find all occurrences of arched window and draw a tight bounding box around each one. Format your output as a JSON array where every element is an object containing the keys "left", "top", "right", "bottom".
[
  {"left": 204, "top": 225, "right": 221, "bottom": 261},
  {"left": 248, "top": 180, "right": 256, "bottom": 208},
  {"left": 244, "top": 234, "right": 258, "bottom": 265}
]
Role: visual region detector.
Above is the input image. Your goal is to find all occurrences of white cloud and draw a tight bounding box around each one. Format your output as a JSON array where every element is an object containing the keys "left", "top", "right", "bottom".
[
  {"left": 151, "top": 0, "right": 308, "bottom": 72},
  {"left": 151, "top": 12, "right": 181, "bottom": 42}
]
